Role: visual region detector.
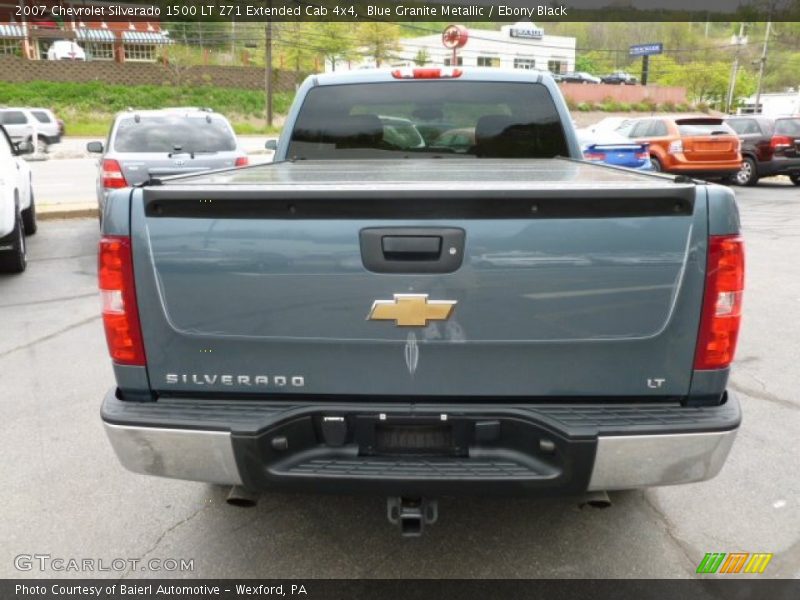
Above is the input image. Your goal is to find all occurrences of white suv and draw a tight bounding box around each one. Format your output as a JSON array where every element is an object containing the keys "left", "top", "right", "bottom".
[
  {"left": 0, "top": 108, "right": 62, "bottom": 154},
  {"left": 0, "top": 125, "right": 36, "bottom": 273}
]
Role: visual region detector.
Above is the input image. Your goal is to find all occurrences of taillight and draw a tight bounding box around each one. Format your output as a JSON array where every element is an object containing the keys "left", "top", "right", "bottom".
[
  {"left": 102, "top": 159, "right": 128, "bottom": 189},
  {"left": 694, "top": 235, "right": 745, "bottom": 370},
  {"left": 636, "top": 150, "right": 649, "bottom": 160},
  {"left": 770, "top": 135, "right": 793, "bottom": 150},
  {"left": 235, "top": 156, "right": 249, "bottom": 167},
  {"left": 584, "top": 151, "right": 606, "bottom": 161},
  {"left": 668, "top": 140, "right": 684, "bottom": 154},
  {"left": 391, "top": 67, "right": 462, "bottom": 79},
  {"left": 98, "top": 236, "right": 146, "bottom": 366}
]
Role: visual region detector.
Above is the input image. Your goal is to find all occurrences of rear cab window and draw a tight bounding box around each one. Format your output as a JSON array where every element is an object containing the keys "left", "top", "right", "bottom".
[
  {"left": 287, "top": 81, "right": 569, "bottom": 159},
  {"left": 111, "top": 115, "right": 237, "bottom": 153},
  {"left": 727, "top": 119, "right": 762, "bottom": 135},
  {"left": 676, "top": 119, "right": 735, "bottom": 137},
  {"left": 774, "top": 118, "right": 800, "bottom": 137}
]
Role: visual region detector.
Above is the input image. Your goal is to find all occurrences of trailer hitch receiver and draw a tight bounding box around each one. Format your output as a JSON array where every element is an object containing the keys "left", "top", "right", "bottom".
[{"left": 387, "top": 497, "right": 438, "bottom": 537}]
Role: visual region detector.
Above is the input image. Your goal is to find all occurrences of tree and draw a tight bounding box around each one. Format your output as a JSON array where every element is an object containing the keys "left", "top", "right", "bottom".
[
  {"left": 313, "top": 23, "right": 359, "bottom": 71},
  {"left": 358, "top": 22, "right": 402, "bottom": 67},
  {"left": 413, "top": 48, "right": 430, "bottom": 66},
  {"left": 575, "top": 51, "right": 614, "bottom": 75},
  {"left": 276, "top": 22, "right": 319, "bottom": 77},
  {"left": 654, "top": 61, "right": 735, "bottom": 107}
]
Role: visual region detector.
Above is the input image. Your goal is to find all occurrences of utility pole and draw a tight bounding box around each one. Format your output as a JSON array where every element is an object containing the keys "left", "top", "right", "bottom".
[
  {"left": 725, "top": 23, "right": 747, "bottom": 114},
  {"left": 265, "top": 19, "right": 273, "bottom": 127},
  {"left": 754, "top": 21, "right": 772, "bottom": 115}
]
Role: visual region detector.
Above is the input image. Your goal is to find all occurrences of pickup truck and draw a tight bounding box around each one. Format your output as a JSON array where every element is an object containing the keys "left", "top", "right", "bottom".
[{"left": 99, "top": 68, "right": 744, "bottom": 536}]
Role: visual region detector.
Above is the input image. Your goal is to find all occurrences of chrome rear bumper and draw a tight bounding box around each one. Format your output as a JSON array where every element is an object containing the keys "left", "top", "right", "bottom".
[{"left": 102, "top": 391, "right": 740, "bottom": 493}]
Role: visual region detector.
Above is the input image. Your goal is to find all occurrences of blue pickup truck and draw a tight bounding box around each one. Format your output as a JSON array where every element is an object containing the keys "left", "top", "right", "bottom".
[{"left": 98, "top": 68, "right": 744, "bottom": 535}]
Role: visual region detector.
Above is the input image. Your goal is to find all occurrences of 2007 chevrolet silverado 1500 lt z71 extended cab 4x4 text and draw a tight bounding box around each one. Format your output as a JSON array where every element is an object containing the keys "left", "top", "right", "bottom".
[{"left": 99, "top": 68, "right": 744, "bottom": 535}]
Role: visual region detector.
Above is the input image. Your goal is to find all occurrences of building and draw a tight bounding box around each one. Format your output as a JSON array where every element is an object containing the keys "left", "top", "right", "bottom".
[
  {"left": 329, "top": 22, "right": 575, "bottom": 75},
  {"left": 0, "top": 2, "right": 169, "bottom": 63},
  {"left": 738, "top": 90, "right": 800, "bottom": 116}
]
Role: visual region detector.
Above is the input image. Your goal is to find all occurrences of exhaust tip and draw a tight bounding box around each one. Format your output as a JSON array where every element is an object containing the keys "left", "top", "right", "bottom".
[
  {"left": 226, "top": 485, "right": 259, "bottom": 508},
  {"left": 579, "top": 490, "right": 612, "bottom": 509}
]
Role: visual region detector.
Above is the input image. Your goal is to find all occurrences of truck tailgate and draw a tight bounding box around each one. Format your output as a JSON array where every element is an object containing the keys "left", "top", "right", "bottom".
[{"left": 133, "top": 159, "right": 706, "bottom": 399}]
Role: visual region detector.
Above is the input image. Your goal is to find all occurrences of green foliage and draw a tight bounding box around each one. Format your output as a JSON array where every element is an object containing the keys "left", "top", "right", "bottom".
[
  {"left": 315, "top": 23, "right": 360, "bottom": 71},
  {"left": 575, "top": 51, "right": 615, "bottom": 76},
  {"left": 358, "top": 22, "right": 402, "bottom": 67},
  {"left": 0, "top": 81, "right": 295, "bottom": 134},
  {"left": 413, "top": 49, "right": 431, "bottom": 66},
  {"left": 576, "top": 102, "right": 592, "bottom": 112}
]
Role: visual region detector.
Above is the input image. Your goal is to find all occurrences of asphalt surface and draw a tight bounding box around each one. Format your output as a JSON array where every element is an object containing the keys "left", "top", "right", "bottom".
[
  {"left": 1, "top": 181, "right": 799, "bottom": 579},
  {"left": 27, "top": 140, "right": 273, "bottom": 208}
]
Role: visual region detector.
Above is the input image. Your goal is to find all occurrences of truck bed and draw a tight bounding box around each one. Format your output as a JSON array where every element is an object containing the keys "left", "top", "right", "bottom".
[{"left": 155, "top": 158, "right": 692, "bottom": 191}]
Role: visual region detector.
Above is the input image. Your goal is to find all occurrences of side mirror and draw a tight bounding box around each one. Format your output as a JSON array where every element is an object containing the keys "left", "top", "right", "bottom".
[
  {"left": 86, "top": 141, "right": 104, "bottom": 153},
  {"left": 15, "top": 140, "right": 34, "bottom": 155},
  {"left": 264, "top": 139, "right": 278, "bottom": 151}
]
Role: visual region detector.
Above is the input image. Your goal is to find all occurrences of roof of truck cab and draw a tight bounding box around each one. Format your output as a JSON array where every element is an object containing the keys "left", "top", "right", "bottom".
[
  {"left": 154, "top": 159, "right": 696, "bottom": 192},
  {"left": 309, "top": 67, "right": 550, "bottom": 86}
]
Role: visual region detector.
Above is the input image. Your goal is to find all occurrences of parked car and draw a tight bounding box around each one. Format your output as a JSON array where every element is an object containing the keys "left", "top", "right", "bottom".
[
  {"left": 87, "top": 108, "right": 248, "bottom": 220},
  {"left": 46, "top": 40, "right": 86, "bottom": 61},
  {"left": 576, "top": 130, "right": 651, "bottom": 170},
  {"left": 0, "top": 107, "right": 62, "bottom": 153},
  {"left": 601, "top": 71, "right": 638, "bottom": 85},
  {"left": 562, "top": 71, "right": 601, "bottom": 84},
  {"left": 0, "top": 125, "right": 36, "bottom": 273},
  {"left": 622, "top": 116, "right": 742, "bottom": 179},
  {"left": 725, "top": 115, "right": 800, "bottom": 186},
  {"left": 585, "top": 117, "right": 634, "bottom": 137}
]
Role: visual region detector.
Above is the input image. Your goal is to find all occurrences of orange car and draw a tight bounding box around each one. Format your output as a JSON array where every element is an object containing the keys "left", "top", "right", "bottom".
[{"left": 621, "top": 116, "right": 742, "bottom": 179}]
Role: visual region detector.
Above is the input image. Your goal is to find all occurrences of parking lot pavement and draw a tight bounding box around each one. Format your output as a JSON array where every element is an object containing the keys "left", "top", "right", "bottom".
[
  {"left": 27, "top": 141, "right": 274, "bottom": 215},
  {"left": 1, "top": 183, "right": 798, "bottom": 579}
]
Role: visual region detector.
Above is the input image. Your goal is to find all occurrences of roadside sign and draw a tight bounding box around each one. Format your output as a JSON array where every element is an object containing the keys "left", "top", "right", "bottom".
[{"left": 629, "top": 43, "right": 663, "bottom": 57}]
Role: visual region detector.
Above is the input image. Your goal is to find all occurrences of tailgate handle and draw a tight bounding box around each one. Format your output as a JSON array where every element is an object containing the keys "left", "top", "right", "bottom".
[
  {"left": 360, "top": 227, "right": 465, "bottom": 274},
  {"left": 382, "top": 236, "right": 442, "bottom": 260}
]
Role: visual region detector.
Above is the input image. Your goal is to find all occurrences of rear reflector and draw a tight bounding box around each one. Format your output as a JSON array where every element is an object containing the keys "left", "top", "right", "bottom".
[
  {"left": 102, "top": 158, "right": 128, "bottom": 189},
  {"left": 235, "top": 156, "right": 249, "bottom": 167},
  {"left": 668, "top": 140, "right": 684, "bottom": 154},
  {"left": 391, "top": 67, "right": 463, "bottom": 79},
  {"left": 98, "top": 236, "right": 146, "bottom": 366},
  {"left": 694, "top": 235, "right": 745, "bottom": 370},
  {"left": 583, "top": 151, "right": 606, "bottom": 161}
]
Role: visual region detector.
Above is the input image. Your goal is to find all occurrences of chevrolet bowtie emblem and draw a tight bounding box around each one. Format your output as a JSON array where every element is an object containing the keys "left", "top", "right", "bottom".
[{"left": 367, "top": 294, "right": 457, "bottom": 327}]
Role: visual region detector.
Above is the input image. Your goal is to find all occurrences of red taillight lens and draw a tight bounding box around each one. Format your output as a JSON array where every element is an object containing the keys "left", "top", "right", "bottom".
[
  {"left": 102, "top": 159, "right": 128, "bottom": 189},
  {"left": 694, "top": 235, "right": 745, "bottom": 370},
  {"left": 98, "top": 236, "right": 146, "bottom": 366},
  {"left": 584, "top": 151, "right": 606, "bottom": 161},
  {"left": 770, "top": 135, "right": 793, "bottom": 150},
  {"left": 235, "top": 156, "right": 249, "bottom": 167},
  {"left": 391, "top": 67, "right": 463, "bottom": 79}
]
